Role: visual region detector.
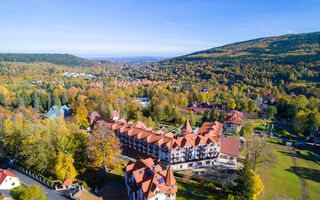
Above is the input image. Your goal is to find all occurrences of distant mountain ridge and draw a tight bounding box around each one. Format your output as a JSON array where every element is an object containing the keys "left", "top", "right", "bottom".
[
  {"left": 142, "top": 31, "right": 320, "bottom": 96},
  {"left": 182, "top": 31, "right": 320, "bottom": 62},
  {"left": 0, "top": 53, "right": 95, "bottom": 66}
]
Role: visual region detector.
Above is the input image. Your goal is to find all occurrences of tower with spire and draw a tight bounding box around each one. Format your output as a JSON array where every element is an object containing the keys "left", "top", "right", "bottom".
[{"left": 181, "top": 118, "right": 192, "bottom": 136}]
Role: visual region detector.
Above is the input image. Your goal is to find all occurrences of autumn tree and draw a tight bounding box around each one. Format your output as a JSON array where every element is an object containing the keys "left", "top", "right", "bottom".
[
  {"left": 20, "top": 185, "right": 48, "bottom": 200},
  {"left": 247, "top": 99, "right": 257, "bottom": 113},
  {"left": 227, "top": 98, "right": 236, "bottom": 110},
  {"left": 87, "top": 122, "right": 121, "bottom": 169},
  {"left": 266, "top": 106, "right": 277, "bottom": 119},
  {"left": 73, "top": 102, "right": 90, "bottom": 128},
  {"left": 242, "top": 135, "right": 272, "bottom": 171},
  {"left": 51, "top": 151, "right": 77, "bottom": 181}
]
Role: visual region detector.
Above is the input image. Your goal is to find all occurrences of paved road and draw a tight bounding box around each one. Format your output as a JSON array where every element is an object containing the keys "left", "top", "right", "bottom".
[{"left": 8, "top": 168, "right": 69, "bottom": 200}]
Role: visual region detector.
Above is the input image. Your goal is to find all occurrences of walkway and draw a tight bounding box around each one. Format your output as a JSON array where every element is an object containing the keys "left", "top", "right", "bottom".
[{"left": 8, "top": 168, "right": 68, "bottom": 200}]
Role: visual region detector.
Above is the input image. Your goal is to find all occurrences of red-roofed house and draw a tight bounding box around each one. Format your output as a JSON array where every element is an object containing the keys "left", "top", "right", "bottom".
[
  {"left": 217, "top": 137, "right": 240, "bottom": 167},
  {"left": 224, "top": 110, "right": 244, "bottom": 132},
  {"left": 124, "top": 158, "right": 177, "bottom": 200},
  {"left": 0, "top": 169, "right": 20, "bottom": 190},
  {"left": 61, "top": 179, "right": 73, "bottom": 189},
  {"left": 112, "top": 110, "right": 120, "bottom": 120}
]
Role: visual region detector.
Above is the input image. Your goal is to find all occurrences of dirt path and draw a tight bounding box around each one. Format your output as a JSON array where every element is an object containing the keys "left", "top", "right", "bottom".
[{"left": 290, "top": 148, "right": 309, "bottom": 200}]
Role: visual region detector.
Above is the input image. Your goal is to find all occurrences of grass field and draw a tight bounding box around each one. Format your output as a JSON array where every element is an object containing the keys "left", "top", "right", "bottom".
[
  {"left": 256, "top": 144, "right": 320, "bottom": 200},
  {"left": 176, "top": 181, "right": 229, "bottom": 200},
  {"left": 294, "top": 148, "right": 320, "bottom": 200}
]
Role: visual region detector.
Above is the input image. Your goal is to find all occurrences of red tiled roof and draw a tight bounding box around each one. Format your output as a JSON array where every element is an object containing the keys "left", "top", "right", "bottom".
[
  {"left": 101, "top": 119, "right": 222, "bottom": 150},
  {"left": 124, "top": 158, "right": 177, "bottom": 199},
  {"left": 220, "top": 137, "right": 240, "bottom": 157},
  {"left": 0, "top": 169, "right": 18, "bottom": 185},
  {"left": 225, "top": 110, "right": 243, "bottom": 126},
  {"left": 61, "top": 179, "right": 73, "bottom": 186},
  {"left": 198, "top": 121, "right": 223, "bottom": 137}
]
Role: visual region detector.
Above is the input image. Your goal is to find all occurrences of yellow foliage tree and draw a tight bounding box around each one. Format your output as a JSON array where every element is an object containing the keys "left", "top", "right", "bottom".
[
  {"left": 51, "top": 151, "right": 77, "bottom": 181},
  {"left": 0, "top": 85, "right": 8, "bottom": 95},
  {"left": 73, "top": 102, "right": 90, "bottom": 128},
  {"left": 227, "top": 98, "right": 236, "bottom": 110},
  {"left": 87, "top": 122, "right": 121, "bottom": 169},
  {"left": 250, "top": 170, "right": 264, "bottom": 199}
]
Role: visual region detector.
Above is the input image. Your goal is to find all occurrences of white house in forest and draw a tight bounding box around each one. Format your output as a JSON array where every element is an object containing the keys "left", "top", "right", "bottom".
[{"left": 0, "top": 169, "right": 20, "bottom": 190}]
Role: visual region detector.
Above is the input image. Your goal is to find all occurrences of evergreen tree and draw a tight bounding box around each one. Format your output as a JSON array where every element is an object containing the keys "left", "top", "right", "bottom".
[
  {"left": 47, "top": 93, "right": 51, "bottom": 110},
  {"left": 0, "top": 93, "right": 6, "bottom": 106},
  {"left": 209, "top": 108, "right": 218, "bottom": 121},
  {"left": 32, "top": 91, "right": 40, "bottom": 111},
  {"left": 18, "top": 97, "right": 25, "bottom": 109},
  {"left": 236, "top": 159, "right": 255, "bottom": 199},
  {"left": 190, "top": 112, "right": 196, "bottom": 126},
  {"left": 22, "top": 90, "right": 32, "bottom": 106},
  {"left": 53, "top": 93, "right": 61, "bottom": 107},
  {"left": 61, "top": 92, "right": 68, "bottom": 105},
  {"left": 34, "top": 95, "right": 40, "bottom": 112},
  {"left": 218, "top": 110, "right": 226, "bottom": 123},
  {"left": 202, "top": 110, "right": 209, "bottom": 122}
]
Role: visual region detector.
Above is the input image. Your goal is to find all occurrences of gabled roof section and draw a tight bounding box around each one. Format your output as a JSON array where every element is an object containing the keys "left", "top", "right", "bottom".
[{"left": 220, "top": 137, "right": 240, "bottom": 157}]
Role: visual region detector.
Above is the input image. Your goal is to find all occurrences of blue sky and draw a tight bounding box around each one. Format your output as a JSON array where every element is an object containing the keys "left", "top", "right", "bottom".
[{"left": 0, "top": 0, "right": 319, "bottom": 57}]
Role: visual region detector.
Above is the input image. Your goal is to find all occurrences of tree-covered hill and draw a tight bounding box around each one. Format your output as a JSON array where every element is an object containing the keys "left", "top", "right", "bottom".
[
  {"left": 139, "top": 32, "right": 320, "bottom": 97},
  {"left": 186, "top": 31, "right": 320, "bottom": 62},
  {"left": 0, "top": 53, "right": 96, "bottom": 66}
]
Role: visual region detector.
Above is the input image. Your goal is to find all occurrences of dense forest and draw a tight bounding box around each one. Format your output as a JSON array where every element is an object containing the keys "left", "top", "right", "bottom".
[
  {"left": 133, "top": 32, "right": 320, "bottom": 98},
  {"left": 0, "top": 53, "right": 96, "bottom": 67}
]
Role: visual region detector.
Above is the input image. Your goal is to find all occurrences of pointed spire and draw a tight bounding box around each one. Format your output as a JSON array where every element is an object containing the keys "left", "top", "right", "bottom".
[
  {"left": 182, "top": 118, "right": 192, "bottom": 132},
  {"left": 165, "top": 166, "right": 176, "bottom": 186}
]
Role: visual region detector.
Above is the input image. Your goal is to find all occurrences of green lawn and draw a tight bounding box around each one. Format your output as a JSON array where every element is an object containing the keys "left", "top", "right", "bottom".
[
  {"left": 176, "top": 181, "right": 228, "bottom": 200},
  {"left": 256, "top": 144, "right": 320, "bottom": 200},
  {"left": 294, "top": 149, "right": 320, "bottom": 200}
]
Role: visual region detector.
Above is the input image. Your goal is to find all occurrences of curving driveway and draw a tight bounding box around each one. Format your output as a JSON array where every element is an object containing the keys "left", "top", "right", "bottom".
[{"left": 8, "top": 168, "right": 69, "bottom": 200}]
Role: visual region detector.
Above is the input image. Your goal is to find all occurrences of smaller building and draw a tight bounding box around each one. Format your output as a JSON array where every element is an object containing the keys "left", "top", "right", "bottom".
[
  {"left": 217, "top": 137, "right": 240, "bottom": 167},
  {"left": 112, "top": 110, "right": 120, "bottom": 120},
  {"left": 0, "top": 169, "right": 20, "bottom": 190},
  {"left": 45, "top": 105, "right": 71, "bottom": 121},
  {"left": 224, "top": 110, "right": 244, "bottom": 132},
  {"left": 180, "top": 102, "right": 222, "bottom": 114},
  {"left": 134, "top": 98, "right": 150, "bottom": 108},
  {"left": 124, "top": 158, "right": 177, "bottom": 200},
  {"left": 61, "top": 179, "right": 73, "bottom": 189},
  {"left": 90, "top": 82, "right": 103, "bottom": 88}
]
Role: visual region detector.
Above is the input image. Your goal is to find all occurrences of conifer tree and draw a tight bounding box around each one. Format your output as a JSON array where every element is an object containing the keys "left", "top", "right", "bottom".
[
  {"left": 53, "top": 93, "right": 61, "bottom": 107},
  {"left": 18, "top": 96, "right": 25, "bottom": 109},
  {"left": 47, "top": 93, "right": 51, "bottom": 110},
  {"left": 202, "top": 110, "right": 209, "bottom": 122},
  {"left": 236, "top": 159, "right": 255, "bottom": 199},
  {"left": 61, "top": 92, "right": 68, "bottom": 105},
  {"left": 209, "top": 108, "right": 218, "bottom": 121}
]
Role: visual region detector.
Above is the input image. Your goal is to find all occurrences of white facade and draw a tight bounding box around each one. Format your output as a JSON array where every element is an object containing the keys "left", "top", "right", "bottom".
[
  {"left": 217, "top": 153, "right": 237, "bottom": 167},
  {"left": 169, "top": 144, "right": 220, "bottom": 170},
  {"left": 224, "top": 121, "right": 241, "bottom": 133},
  {"left": 0, "top": 176, "right": 20, "bottom": 190}
]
